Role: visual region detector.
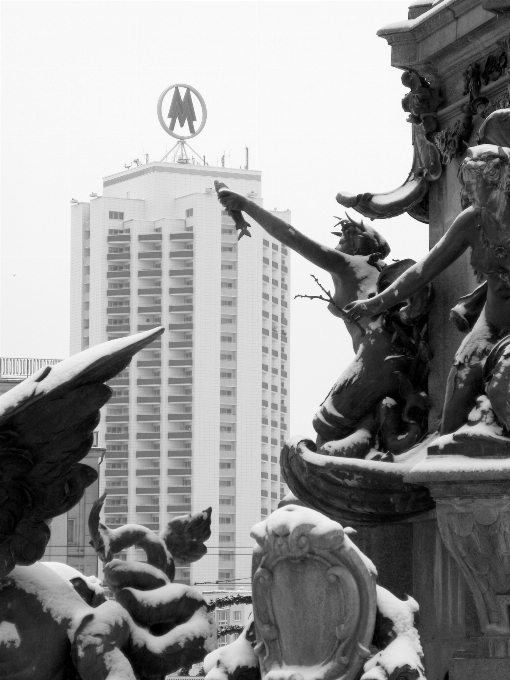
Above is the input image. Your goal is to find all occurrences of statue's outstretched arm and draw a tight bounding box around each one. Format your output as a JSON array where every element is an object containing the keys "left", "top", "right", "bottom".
[
  {"left": 218, "top": 189, "right": 348, "bottom": 274},
  {"left": 345, "top": 209, "right": 472, "bottom": 318}
]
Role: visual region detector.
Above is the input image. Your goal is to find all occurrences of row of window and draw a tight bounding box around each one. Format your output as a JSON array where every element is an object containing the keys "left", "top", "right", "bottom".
[{"left": 262, "top": 239, "right": 288, "bottom": 256}]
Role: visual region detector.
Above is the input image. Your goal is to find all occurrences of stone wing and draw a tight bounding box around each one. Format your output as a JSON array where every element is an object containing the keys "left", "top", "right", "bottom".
[{"left": 0, "top": 328, "right": 163, "bottom": 576}]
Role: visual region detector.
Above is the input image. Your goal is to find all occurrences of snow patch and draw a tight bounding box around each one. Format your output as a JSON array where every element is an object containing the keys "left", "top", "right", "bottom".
[
  {"left": 44, "top": 561, "right": 104, "bottom": 596},
  {"left": 362, "top": 586, "right": 424, "bottom": 680},
  {"left": 9, "top": 563, "right": 90, "bottom": 627},
  {"left": 204, "top": 624, "right": 257, "bottom": 678},
  {"left": 0, "top": 622, "right": 20, "bottom": 648}
]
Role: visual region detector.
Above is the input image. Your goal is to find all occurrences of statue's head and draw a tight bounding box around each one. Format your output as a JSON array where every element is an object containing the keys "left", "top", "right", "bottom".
[
  {"left": 332, "top": 213, "right": 390, "bottom": 260},
  {"left": 458, "top": 144, "right": 510, "bottom": 208}
]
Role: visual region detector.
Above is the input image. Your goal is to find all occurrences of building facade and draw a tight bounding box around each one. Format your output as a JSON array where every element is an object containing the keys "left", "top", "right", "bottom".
[{"left": 71, "top": 161, "right": 290, "bottom": 588}]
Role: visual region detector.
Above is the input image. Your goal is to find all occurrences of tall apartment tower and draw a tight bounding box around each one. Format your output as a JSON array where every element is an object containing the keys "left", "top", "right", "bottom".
[{"left": 70, "top": 162, "right": 290, "bottom": 588}]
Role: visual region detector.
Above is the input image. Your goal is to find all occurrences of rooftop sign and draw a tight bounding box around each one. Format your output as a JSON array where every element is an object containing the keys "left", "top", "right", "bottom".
[{"left": 157, "top": 84, "right": 207, "bottom": 140}]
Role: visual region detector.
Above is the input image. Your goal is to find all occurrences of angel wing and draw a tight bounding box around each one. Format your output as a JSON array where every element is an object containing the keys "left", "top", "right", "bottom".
[{"left": 0, "top": 327, "right": 164, "bottom": 576}]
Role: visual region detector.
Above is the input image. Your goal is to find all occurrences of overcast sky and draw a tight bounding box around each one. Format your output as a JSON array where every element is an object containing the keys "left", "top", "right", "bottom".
[{"left": 1, "top": 0, "right": 429, "bottom": 438}]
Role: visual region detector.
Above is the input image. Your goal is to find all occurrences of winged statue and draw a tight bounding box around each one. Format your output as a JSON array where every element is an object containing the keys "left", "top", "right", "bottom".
[{"left": 0, "top": 328, "right": 216, "bottom": 680}]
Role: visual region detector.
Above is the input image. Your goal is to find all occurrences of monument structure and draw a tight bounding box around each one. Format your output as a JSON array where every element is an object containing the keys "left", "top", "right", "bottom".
[
  {"left": 2, "top": 3, "right": 510, "bottom": 680},
  {"left": 213, "top": 3, "right": 510, "bottom": 680}
]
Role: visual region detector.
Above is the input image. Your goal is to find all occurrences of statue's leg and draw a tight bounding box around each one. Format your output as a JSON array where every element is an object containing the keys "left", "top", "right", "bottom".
[
  {"left": 484, "top": 332, "right": 510, "bottom": 430},
  {"left": 440, "top": 307, "right": 496, "bottom": 435}
]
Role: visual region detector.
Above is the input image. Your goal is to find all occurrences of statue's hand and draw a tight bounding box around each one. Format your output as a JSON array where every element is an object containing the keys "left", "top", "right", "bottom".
[
  {"left": 216, "top": 188, "right": 247, "bottom": 212},
  {"left": 343, "top": 297, "right": 381, "bottom": 320}
]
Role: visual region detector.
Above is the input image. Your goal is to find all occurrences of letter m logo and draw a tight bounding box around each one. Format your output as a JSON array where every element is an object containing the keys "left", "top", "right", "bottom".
[{"left": 168, "top": 87, "right": 197, "bottom": 133}]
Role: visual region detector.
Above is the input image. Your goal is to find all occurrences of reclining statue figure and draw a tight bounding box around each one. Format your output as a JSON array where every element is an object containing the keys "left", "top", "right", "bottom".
[{"left": 217, "top": 190, "right": 432, "bottom": 460}]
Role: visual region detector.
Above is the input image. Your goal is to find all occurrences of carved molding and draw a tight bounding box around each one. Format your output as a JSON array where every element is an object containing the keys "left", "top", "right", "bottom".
[
  {"left": 435, "top": 494, "right": 510, "bottom": 657},
  {"left": 251, "top": 506, "right": 377, "bottom": 680}
]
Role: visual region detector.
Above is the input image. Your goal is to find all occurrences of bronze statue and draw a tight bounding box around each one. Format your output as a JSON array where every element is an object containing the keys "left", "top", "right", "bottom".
[
  {"left": 345, "top": 119, "right": 510, "bottom": 438},
  {"left": 0, "top": 329, "right": 216, "bottom": 680},
  {"left": 217, "top": 190, "right": 432, "bottom": 460}
]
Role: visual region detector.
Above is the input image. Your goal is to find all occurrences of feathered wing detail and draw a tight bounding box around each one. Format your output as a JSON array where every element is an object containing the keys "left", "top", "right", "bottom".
[
  {"left": 160, "top": 507, "right": 212, "bottom": 564},
  {"left": 0, "top": 327, "right": 164, "bottom": 576}
]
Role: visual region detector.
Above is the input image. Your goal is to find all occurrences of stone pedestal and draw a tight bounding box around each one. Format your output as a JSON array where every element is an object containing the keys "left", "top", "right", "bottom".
[{"left": 406, "top": 455, "right": 510, "bottom": 679}]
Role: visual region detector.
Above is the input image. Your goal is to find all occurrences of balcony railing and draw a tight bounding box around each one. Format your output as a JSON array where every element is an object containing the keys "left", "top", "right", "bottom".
[
  {"left": 137, "top": 324, "right": 161, "bottom": 332},
  {"left": 169, "top": 268, "right": 193, "bottom": 277},
  {"left": 139, "top": 234, "right": 162, "bottom": 241},
  {"left": 106, "top": 325, "right": 130, "bottom": 333},
  {"left": 0, "top": 357, "right": 60, "bottom": 378},
  {"left": 139, "top": 269, "right": 162, "bottom": 278},
  {"left": 168, "top": 323, "right": 193, "bottom": 331},
  {"left": 107, "top": 306, "right": 130, "bottom": 314},
  {"left": 138, "top": 287, "right": 162, "bottom": 295},
  {"left": 169, "top": 287, "right": 193, "bottom": 294},
  {"left": 137, "top": 378, "right": 161, "bottom": 386},
  {"left": 170, "top": 232, "right": 194, "bottom": 241},
  {"left": 170, "top": 250, "right": 194, "bottom": 258},
  {"left": 107, "top": 271, "right": 131, "bottom": 278},
  {"left": 169, "top": 304, "right": 193, "bottom": 312},
  {"left": 107, "top": 289, "right": 131, "bottom": 297},
  {"left": 104, "top": 486, "right": 128, "bottom": 494},
  {"left": 107, "top": 234, "right": 130, "bottom": 243},
  {"left": 138, "top": 306, "right": 161, "bottom": 314}
]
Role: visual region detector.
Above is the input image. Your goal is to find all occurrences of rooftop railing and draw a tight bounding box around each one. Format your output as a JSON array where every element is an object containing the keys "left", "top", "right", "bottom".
[{"left": 1, "top": 357, "right": 61, "bottom": 379}]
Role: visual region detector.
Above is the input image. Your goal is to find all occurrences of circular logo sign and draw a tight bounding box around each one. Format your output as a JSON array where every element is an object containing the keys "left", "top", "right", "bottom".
[{"left": 157, "top": 84, "right": 207, "bottom": 140}]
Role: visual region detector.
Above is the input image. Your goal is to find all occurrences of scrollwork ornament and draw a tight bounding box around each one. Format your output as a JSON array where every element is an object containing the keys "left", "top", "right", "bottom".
[{"left": 251, "top": 506, "right": 377, "bottom": 680}]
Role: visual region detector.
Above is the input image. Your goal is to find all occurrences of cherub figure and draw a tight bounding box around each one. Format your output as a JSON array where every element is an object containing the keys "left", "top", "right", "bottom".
[
  {"left": 345, "top": 109, "right": 510, "bottom": 438},
  {"left": 217, "top": 190, "right": 431, "bottom": 459}
]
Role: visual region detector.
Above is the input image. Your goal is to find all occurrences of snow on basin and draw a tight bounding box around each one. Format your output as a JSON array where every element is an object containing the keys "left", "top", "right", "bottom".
[{"left": 289, "top": 434, "right": 432, "bottom": 480}]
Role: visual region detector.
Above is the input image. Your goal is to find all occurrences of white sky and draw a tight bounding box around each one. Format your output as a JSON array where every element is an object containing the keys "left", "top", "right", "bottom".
[{"left": 1, "top": 0, "right": 429, "bottom": 439}]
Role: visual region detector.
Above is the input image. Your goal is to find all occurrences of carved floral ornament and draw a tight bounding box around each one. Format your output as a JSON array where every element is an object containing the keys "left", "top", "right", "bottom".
[{"left": 250, "top": 506, "right": 377, "bottom": 680}]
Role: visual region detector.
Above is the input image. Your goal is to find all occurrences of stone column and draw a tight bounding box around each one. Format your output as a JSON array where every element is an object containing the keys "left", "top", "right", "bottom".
[{"left": 406, "top": 455, "right": 510, "bottom": 680}]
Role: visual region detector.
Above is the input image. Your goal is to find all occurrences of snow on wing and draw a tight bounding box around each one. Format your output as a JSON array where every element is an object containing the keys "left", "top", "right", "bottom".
[{"left": 0, "top": 328, "right": 164, "bottom": 576}]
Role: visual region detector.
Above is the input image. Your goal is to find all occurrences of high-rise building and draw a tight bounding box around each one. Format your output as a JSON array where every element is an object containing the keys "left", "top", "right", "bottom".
[{"left": 71, "top": 161, "right": 290, "bottom": 588}]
